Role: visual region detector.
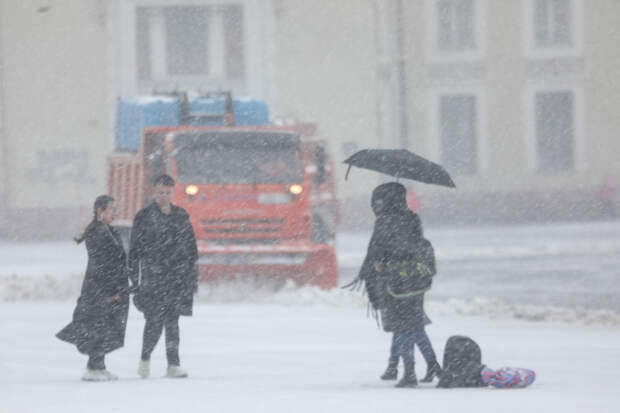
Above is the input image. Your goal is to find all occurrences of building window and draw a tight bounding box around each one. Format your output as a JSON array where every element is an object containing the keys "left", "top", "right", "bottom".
[
  {"left": 534, "top": 0, "right": 572, "bottom": 47},
  {"left": 427, "top": 0, "right": 486, "bottom": 60},
  {"left": 437, "top": 0, "right": 475, "bottom": 51},
  {"left": 136, "top": 5, "right": 245, "bottom": 84},
  {"left": 525, "top": 0, "right": 582, "bottom": 57},
  {"left": 535, "top": 91, "right": 574, "bottom": 172},
  {"left": 164, "top": 7, "right": 209, "bottom": 76},
  {"left": 440, "top": 95, "right": 477, "bottom": 175}
]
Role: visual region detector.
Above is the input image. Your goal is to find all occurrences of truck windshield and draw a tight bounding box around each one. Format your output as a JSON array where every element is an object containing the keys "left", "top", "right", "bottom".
[{"left": 174, "top": 131, "right": 303, "bottom": 184}]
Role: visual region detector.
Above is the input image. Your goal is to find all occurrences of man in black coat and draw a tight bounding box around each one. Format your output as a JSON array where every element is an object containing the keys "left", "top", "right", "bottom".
[{"left": 129, "top": 174, "right": 198, "bottom": 379}]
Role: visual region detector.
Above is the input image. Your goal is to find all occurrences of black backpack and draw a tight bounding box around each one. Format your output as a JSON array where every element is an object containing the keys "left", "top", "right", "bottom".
[
  {"left": 437, "top": 335, "right": 487, "bottom": 388},
  {"left": 386, "top": 238, "right": 436, "bottom": 298}
]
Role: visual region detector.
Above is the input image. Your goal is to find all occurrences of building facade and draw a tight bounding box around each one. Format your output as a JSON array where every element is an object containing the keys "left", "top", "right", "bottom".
[{"left": 0, "top": 0, "right": 619, "bottom": 238}]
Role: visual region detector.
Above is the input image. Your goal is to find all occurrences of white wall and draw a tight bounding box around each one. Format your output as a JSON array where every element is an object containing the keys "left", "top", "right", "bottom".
[{"left": 2, "top": 0, "right": 109, "bottom": 212}]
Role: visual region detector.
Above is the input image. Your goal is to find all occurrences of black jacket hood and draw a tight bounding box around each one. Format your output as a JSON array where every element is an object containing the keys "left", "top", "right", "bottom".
[{"left": 371, "top": 182, "right": 409, "bottom": 217}]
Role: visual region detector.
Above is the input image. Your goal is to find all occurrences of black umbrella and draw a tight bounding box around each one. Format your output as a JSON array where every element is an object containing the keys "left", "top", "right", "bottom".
[{"left": 344, "top": 149, "right": 456, "bottom": 188}]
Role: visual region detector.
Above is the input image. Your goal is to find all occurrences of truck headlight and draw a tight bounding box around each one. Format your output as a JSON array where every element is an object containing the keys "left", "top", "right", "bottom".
[
  {"left": 289, "top": 184, "right": 303, "bottom": 195},
  {"left": 185, "top": 185, "right": 199, "bottom": 196}
]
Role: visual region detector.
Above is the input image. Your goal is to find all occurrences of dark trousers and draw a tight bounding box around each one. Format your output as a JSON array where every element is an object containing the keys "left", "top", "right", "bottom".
[
  {"left": 141, "top": 312, "right": 181, "bottom": 366},
  {"left": 87, "top": 353, "right": 105, "bottom": 370},
  {"left": 388, "top": 330, "right": 437, "bottom": 368}
]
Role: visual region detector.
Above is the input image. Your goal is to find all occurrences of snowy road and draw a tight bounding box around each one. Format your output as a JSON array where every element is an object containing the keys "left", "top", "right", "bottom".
[
  {"left": 339, "top": 220, "right": 620, "bottom": 313},
  {"left": 2, "top": 220, "right": 620, "bottom": 313},
  {"left": 2, "top": 220, "right": 620, "bottom": 320}
]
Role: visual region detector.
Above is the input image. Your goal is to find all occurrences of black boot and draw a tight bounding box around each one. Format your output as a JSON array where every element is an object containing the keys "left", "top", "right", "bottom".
[
  {"left": 380, "top": 365, "right": 398, "bottom": 380},
  {"left": 395, "top": 361, "right": 417, "bottom": 388},
  {"left": 420, "top": 360, "right": 442, "bottom": 383}
]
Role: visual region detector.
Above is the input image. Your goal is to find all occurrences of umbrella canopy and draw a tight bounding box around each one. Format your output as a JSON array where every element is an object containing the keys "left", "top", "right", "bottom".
[{"left": 344, "top": 149, "right": 456, "bottom": 188}]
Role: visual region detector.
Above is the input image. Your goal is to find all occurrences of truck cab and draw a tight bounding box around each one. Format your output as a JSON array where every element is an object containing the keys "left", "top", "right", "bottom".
[{"left": 108, "top": 93, "right": 338, "bottom": 288}]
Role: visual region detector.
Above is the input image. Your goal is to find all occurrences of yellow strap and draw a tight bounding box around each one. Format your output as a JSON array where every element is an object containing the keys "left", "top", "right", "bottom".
[{"left": 387, "top": 285, "right": 431, "bottom": 299}]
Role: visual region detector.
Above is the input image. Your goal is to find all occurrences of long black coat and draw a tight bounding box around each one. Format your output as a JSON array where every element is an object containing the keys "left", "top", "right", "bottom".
[
  {"left": 57, "top": 221, "right": 129, "bottom": 355},
  {"left": 359, "top": 182, "right": 430, "bottom": 332},
  {"left": 129, "top": 202, "right": 198, "bottom": 318}
]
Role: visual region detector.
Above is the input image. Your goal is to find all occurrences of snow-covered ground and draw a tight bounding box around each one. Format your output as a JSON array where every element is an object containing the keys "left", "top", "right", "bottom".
[
  {"left": 1, "top": 221, "right": 620, "bottom": 412},
  {"left": 2, "top": 302, "right": 619, "bottom": 413}
]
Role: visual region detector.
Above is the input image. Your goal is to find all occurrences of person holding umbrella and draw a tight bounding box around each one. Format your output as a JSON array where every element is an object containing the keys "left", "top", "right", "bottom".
[
  {"left": 57, "top": 195, "right": 130, "bottom": 381},
  {"left": 357, "top": 182, "right": 441, "bottom": 387},
  {"left": 344, "top": 149, "right": 454, "bottom": 387}
]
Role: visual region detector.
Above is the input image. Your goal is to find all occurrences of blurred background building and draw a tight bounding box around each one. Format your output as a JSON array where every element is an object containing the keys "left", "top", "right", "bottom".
[{"left": 0, "top": 0, "right": 619, "bottom": 238}]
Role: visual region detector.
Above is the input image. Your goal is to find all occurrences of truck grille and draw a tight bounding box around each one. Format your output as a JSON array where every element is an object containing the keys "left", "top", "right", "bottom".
[
  {"left": 201, "top": 218, "right": 284, "bottom": 234},
  {"left": 198, "top": 252, "right": 308, "bottom": 265}
]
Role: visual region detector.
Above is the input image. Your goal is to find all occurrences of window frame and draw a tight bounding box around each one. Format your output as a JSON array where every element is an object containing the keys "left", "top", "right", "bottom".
[
  {"left": 426, "top": 0, "right": 487, "bottom": 61},
  {"left": 524, "top": 0, "right": 583, "bottom": 59},
  {"left": 427, "top": 85, "right": 488, "bottom": 176},
  {"left": 138, "top": 3, "right": 245, "bottom": 88},
  {"left": 109, "top": 0, "right": 273, "bottom": 97},
  {"left": 523, "top": 83, "right": 586, "bottom": 173}
]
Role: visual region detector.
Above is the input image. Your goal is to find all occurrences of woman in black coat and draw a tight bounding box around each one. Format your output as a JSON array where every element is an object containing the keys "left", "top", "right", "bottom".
[
  {"left": 359, "top": 182, "right": 441, "bottom": 387},
  {"left": 57, "top": 195, "right": 130, "bottom": 381}
]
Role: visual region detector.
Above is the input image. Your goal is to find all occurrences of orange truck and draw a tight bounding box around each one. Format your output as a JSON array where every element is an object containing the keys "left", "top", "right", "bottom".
[{"left": 108, "top": 92, "right": 338, "bottom": 288}]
